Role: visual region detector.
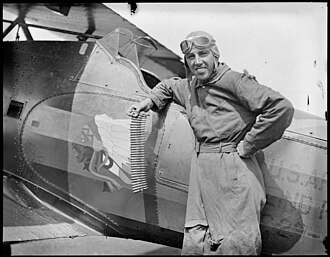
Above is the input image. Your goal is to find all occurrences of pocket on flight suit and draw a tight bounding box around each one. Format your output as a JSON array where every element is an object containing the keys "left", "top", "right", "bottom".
[
  {"left": 236, "top": 153, "right": 267, "bottom": 211},
  {"left": 232, "top": 152, "right": 267, "bottom": 219},
  {"left": 227, "top": 152, "right": 248, "bottom": 193}
]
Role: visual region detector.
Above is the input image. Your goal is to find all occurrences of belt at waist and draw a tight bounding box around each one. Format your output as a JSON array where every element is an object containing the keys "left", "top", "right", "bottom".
[{"left": 195, "top": 141, "right": 237, "bottom": 153}]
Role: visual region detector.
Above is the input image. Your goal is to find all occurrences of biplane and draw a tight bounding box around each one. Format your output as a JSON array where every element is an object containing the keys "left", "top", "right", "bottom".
[{"left": 3, "top": 3, "right": 327, "bottom": 255}]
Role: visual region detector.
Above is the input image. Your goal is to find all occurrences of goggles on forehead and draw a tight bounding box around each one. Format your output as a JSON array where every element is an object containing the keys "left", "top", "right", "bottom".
[{"left": 180, "top": 36, "right": 215, "bottom": 54}]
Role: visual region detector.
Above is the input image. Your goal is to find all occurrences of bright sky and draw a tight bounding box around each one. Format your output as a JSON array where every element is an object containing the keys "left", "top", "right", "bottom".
[{"left": 3, "top": 3, "right": 327, "bottom": 118}]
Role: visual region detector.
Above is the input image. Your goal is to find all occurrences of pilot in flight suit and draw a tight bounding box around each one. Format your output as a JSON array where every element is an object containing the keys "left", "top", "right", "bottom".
[{"left": 127, "top": 30, "right": 294, "bottom": 255}]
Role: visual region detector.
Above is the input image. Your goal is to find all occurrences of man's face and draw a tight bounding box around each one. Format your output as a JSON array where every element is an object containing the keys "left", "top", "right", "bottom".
[{"left": 185, "top": 47, "right": 215, "bottom": 82}]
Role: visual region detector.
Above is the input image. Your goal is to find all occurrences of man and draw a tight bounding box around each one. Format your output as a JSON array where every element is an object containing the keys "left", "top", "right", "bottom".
[{"left": 127, "top": 31, "right": 294, "bottom": 255}]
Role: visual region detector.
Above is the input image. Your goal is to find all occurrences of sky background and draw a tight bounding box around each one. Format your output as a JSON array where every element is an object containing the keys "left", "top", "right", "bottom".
[{"left": 3, "top": 3, "right": 327, "bottom": 118}]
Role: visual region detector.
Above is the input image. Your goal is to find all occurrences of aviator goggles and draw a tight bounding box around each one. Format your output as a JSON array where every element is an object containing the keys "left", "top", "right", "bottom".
[{"left": 180, "top": 36, "right": 215, "bottom": 55}]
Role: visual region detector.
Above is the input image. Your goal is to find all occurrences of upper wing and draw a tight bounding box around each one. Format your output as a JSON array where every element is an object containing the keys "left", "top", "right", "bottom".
[{"left": 3, "top": 3, "right": 186, "bottom": 80}]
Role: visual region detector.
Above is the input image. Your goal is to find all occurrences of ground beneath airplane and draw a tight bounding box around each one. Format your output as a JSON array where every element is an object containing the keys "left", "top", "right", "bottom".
[
  {"left": 3, "top": 175, "right": 181, "bottom": 256},
  {"left": 5, "top": 236, "right": 181, "bottom": 255}
]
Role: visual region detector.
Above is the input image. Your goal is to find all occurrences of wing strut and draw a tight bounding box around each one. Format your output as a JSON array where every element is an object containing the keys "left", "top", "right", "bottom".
[
  {"left": 3, "top": 18, "right": 19, "bottom": 39},
  {"left": 3, "top": 19, "right": 102, "bottom": 40},
  {"left": 3, "top": 18, "right": 33, "bottom": 40}
]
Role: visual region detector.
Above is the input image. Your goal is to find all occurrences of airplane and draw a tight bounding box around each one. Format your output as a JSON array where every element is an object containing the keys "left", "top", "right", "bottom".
[{"left": 3, "top": 3, "right": 327, "bottom": 255}]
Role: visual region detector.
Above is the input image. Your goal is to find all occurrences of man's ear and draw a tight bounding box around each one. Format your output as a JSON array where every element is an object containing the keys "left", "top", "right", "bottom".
[{"left": 214, "top": 58, "right": 219, "bottom": 69}]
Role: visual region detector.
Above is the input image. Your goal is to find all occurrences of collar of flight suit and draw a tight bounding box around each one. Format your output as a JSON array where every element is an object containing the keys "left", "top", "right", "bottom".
[{"left": 194, "top": 62, "right": 231, "bottom": 88}]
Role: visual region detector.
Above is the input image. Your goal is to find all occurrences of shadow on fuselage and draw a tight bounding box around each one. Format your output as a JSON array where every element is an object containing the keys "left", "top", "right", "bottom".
[{"left": 256, "top": 151, "right": 304, "bottom": 254}]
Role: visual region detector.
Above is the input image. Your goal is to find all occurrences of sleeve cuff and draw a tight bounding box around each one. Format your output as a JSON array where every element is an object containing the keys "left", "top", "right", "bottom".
[
  {"left": 149, "top": 93, "right": 166, "bottom": 112},
  {"left": 242, "top": 140, "right": 258, "bottom": 157}
]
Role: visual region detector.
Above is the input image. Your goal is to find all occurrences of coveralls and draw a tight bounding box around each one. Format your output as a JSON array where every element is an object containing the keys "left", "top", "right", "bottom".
[{"left": 149, "top": 62, "right": 294, "bottom": 255}]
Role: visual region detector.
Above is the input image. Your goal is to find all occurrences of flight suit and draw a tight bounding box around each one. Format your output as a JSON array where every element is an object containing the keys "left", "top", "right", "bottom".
[{"left": 149, "top": 62, "right": 294, "bottom": 255}]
